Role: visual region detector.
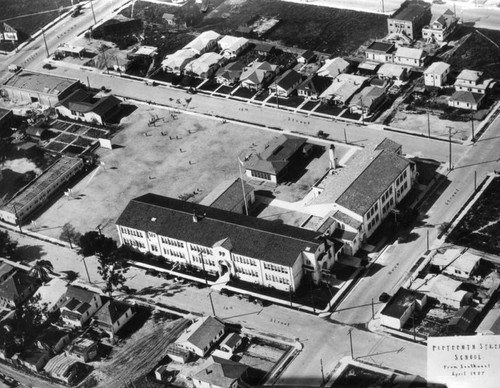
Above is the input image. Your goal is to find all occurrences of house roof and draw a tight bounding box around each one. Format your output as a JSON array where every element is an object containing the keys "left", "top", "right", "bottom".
[
  {"left": 93, "top": 299, "right": 132, "bottom": 325},
  {"left": 218, "top": 35, "right": 248, "bottom": 53},
  {"left": 476, "top": 307, "right": 500, "bottom": 335},
  {"left": 349, "top": 85, "right": 385, "bottom": 109},
  {"left": 67, "top": 338, "right": 97, "bottom": 355},
  {"left": 433, "top": 249, "right": 480, "bottom": 273},
  {"left": 274, "top": 69, "right": 302, "bottom": 91},
  {"left": 316, "top": 57, "right": 349, "bottom": 78},
  {"left": 457, "top": 69, "right": 482, "bottom": 82},
  {"left": 177, "top": 316, "right": 225, "bottom": 351},
  {"left": 448, "top": 306, "right": 479, "bottom": 332},
  {"left": 424, "top": 61, "right": 450, "bottom": 75},
  {"left": 44, "top": 353, "right": 82, "bottom": 379},
  {"left": 65, "top": 285, "right": 99, "bottom": 304},
  {"left": 162, "top": 13, "right": 175, "bottom": 21},
  {"left": 116, "top": 193, "right": 322, "bottom": 267},
  {"left": 199, "top": 178, "right": 254, "bottom": 212},
  {"left": 450, "top": 91, "right": 484, "bottom": 105},
  {"left": 135, "top": 45, "right": 157, "bottom": 56},
  {"left": 240, "top": 61, "right": 277, "bottom": 85},
  {"left": 25, "top": 126, "right": 47, "bottom": 137},
  {"left": 184, "top": 30, "right": 221, "bottom": 53},
  {"left": 19, "top": 349, "right": 49, "bottom": 365},
  {"left": 220, "top": 333, "right": 242, "bottom": 350},
  {"left": 3, "top": 71, "right": 79, "bottom": 96},
  {"left": 192, "top": 356, "right": 248, "bottom": 388},
  {"left": 35, "top": 278, "right": 67, "bottom": 310},
  {"left": 58, "top": 89, "right": 120, "bottom": 116},
  {"left": 336, "top": 150, "right": 411, "bottom": 215},
  {"left": 299, "top": 49, "right": 316, "bottom": 61},
  {"left": 254, "top": 43, "right": 274, "bottom": 53},
  {"left": 297, "top": 75, "right": 332, "bottom": 96},
  {"left": 186, "top": 52, "right": 223, "bottom": 76},
  {"left": 415, "top": 274, "right": 466, "bottom": 300},
  {"left": 381, "top": 288, "right": 426, "bottom": 319},
  {"left": 243, "top": 135, "right": 306, "bottom": 176},
  {"left": 0, "top": 270, "right": 37, "bottom": 303},
  {"left": 37, "top": 327, "right": 70, "bottom": 347},
  {"left": 394, "top": 47, "right": 424, "bottom": 60},
  {"left": 215, "top": 61, "right": 245, "bottom": 82},
  {"left": 391, "top": 2, "right": 430, "bottom": 22},
  {"left": 0, "top": 108, "right": 12, "bottom": 122},
  {"left": 162, "top": 49, "right": 198, "bottom": 70},
  {"left": 319, "top": 73, "right": 368, "bottom": 103},
  {"left": 0, "top": 262, "right": 15, "bottom": 280},
  {"left": 366, "top": 41, "right": 395, "bottom": 54},
  {"left": 377, "top": 63, "right": 407, "bottom": 78}
]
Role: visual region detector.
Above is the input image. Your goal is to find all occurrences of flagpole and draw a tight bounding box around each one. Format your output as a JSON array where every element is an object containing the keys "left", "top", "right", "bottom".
[{"left": 238, "top": 158, "right": 249, "bottom": 216}]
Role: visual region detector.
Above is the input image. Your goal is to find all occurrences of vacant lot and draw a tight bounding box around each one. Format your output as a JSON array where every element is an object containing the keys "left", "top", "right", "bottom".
[{"left": 33, "top": 104, "right": 278, "bottom": 240}]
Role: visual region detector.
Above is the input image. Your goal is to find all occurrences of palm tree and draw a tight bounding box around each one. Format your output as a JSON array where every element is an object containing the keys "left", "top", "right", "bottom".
[{"left": 29, "top": 260, "right": 54, "bottom": 283}]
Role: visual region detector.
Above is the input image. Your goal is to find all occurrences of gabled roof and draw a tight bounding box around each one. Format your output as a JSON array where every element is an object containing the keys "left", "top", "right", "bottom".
[
  {"left": 199, "top": 178, "right": 254, "bottom": 212},
  {"left": 394, "top": 47, "right": 424, "bottom": 60},
  {"left": 297, "top": 75, "right": 332, "bottom": 96},
  {"left": 37, "top": 327, "right": 70, "bottom": 347},
  {"left": 424, "top": 61, "right": 450, "bottom": 75},
  {"left": 65, "top": 285, "right": 99, "bottom": 304},
  {"left": 375, "top": 138, "right": 402, "bottom": 153},
  {"left": 240, "top": 61, "right": 277, "bottom": 85},
  {"left": 220, "top": 333, "right": 242, "bottom": 350},
  {"left": 218, "top": 35, "right": 248, "bottom": 53},
  {"left": 457, "top": 69, "right": 482, "bottom": 82},
  {"left": 44, "top": 354, "right": 82, "bottom": 379},
  {"left": 177, "top": 316, "right": 225, "bottom": 351},
  {"left": 184, "top": 30, "right": 221, "bottom": 53},
  {"left": 390, "top": 2, "right": 430, "bottom": 22},
  {"left": 116, "top": 193, "right": 322, "bottom": 267},
  {"left": 316, "top": 57, "right": 349, "bottom": 78},
  {"left": 162, "top": 49, "right": 198, "bottom": 70},
  {"left": 299, "top": 49, "right": 316, "bottom": 61},
  {"left": 349, "top": 85, "right": 385, "bottom": 109},
  {"left": 186, "top": 52, "right": 223, "bottom": 76},
  {"left": 0, "top": 270, "right": 37, "bottom": 303},
  {"left": 0, "top": 262, "right": 15, "bottom": 280},
  {"left": 93, "top": 299, "right": 132, "bottom": 325},
  {"left": 274, "top": 69, "right": 302, "bottom": 91},
  {"left": 377, "top": 63, "right": 407, "bottom": 78},
  {"left": 215, "top": 61, "right": 245, "bottom": 82},
  {"left": 254, "top": 43, "right": 275, "bottom": 53},
  {"left": 319, "top": 73, "right": 368, "bottom": 103},
  {"left": 58, "top": 89, "right": 120, "bottom": 116},
  {"left": 35, "top": 278, "right": 68, "bottom": 311},
  {"left": 450, "top": 91, "right": 484, "bottom": 105},
  {"left": 192, "top": 356, "right": 248, "bottom": 388}
]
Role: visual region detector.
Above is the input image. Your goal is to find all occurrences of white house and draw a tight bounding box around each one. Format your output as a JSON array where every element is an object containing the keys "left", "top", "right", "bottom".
[
  {"left": 454, "top": 69, "right": 494, "bottom": 94},
  {"left": 393, "top": 47, "right": 426, "bottom": 67},
  {"left": 161, "top": 49, "right": 198, "bottom": 74},
  {"left": 185, "top": 52, "right": 225, "bottom": 78},
  {"left": 93, "top": 299, "right": 135, "bottom": 338},
  {"left": 364, "top": 41, "right": 396, "bottom": 63},
  {"left": 377, "top": 63, "right": 408, "bottom": 81},
  {"left": 183, "top": 30, "right": 221, "bottom": 55},
  {"left": 60, "top": 286, "right": 103, "bottom": 327},
  {"left": 422, "top": 9, "right": 458, "bottom": 43},
  {"left": 219, "top": 333, "right": 243, "bottom": 354},
  {"left": 239, "top": 61, "right": 277, "bottom": 90},
  {"left": 176, "top": 316, "right": 225, "bottom": 357},
  {"left": 215, "top": 61, "right": 245, "bottom": 86},
  {"left": 319, "top": 73, "right": 368, "bottom": 106},
  {"left": 316, "top": 57, "right": 349, "bottom": 78},
  {"left": 412, "top": 274, "right": 472, "bottom": 309},
  {"left": 268, "top": 69, "right": 303, "bottom": 97},
  {"left": 448, "top": 91, "right": 484, "bottom": 111},
  {"left": 218, "top": 35, "right": 249, "bottom": 59},
  {"left": 424, "top": 61, "right": 450, "bottom": 88},
  {"left": 432, "top": 249, "right": 481, "bottom": 279},
  {"left": 380, "top": 288, "right": 427, "bottom": 330}
]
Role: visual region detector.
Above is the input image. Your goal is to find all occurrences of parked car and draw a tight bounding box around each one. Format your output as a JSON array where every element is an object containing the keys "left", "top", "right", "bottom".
[{"left": 42, "top": 63, "right": 54, "bottom": 70}]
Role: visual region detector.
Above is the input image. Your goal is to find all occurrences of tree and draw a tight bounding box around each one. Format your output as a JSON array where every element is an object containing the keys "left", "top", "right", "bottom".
[
  {"left": 97, "top": 247, "right": 129, "bottom": 298},
  {"left": 0, "top": 230, "right": 18, "bottom": 259},
  {"left": 78, "top": 231, "right": 117, "bottom": 259},
  {"left": 29, "top": 259, "right": 54, "bottom": 283},
  {"left": 59, "top": 223, "right": 82, "bottom": 249}
]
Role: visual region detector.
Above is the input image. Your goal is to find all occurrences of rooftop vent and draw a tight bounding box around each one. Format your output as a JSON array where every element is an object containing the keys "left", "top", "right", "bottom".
[{"left": 151, "top": 217, "right": 157, "bottom": 222}]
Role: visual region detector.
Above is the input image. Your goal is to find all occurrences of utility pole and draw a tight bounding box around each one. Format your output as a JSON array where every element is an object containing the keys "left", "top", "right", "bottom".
[
  {"left": 87, "top": 76, "right": 91, "bottom": 90},
  {"left": 82, "top": 256, "right": 92, "bottom": 283},
  {"left": 470, "top": 114, "right": 475, "bottom": 141},
  {"left": 41, "top": 28, "right": 50, "bottom": 58},
  {"left": 446, "top": 126, "right": 453, "bottom": 171},
  {"left": 371, "top": 298, "right": 375, "bottom": 320},
  {"left": 474, "top": 171, "right": 477, "bottom": 191},
  {"left": 426, "top": 229, "right": 429, "bottom": 252},
  {"left": 200, "top": 252, "right": 216, "bottom": 316},
  {"left": 90, "top": 0, "right": 97, "bottom": 24},
  {"left": 347, "top": 329, "right": 354, "bottom": 359},
  {"left": 320, "top": 359, "right": 325, "bottom": 387},
  {"left": 288, "top": 285, "right": 293, "bottom": 308},
  {"left": 343, "top": 127, "right": 347, "bottom": 144},
  {"left": 427, "top": 111, "right": 431, "bottom": 138}
]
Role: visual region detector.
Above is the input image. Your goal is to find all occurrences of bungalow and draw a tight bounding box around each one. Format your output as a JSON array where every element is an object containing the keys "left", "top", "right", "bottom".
[
  {"left": 393, "top": 47, "right": 426, "bottom": 67},
  {"left": 319, "top": 73, "right": 368, "bottom": 106},
  {"left": 60, "top": 285, "right": 103, "bottom": 327},
  {"left": 161, "top": 49, "right": 198, "bottom": 74},
  {"left": 219, "top": 333, "right": 243, "bottom": 354},
  {"left": 476, "top": 307, "right": 500, "bottom": 335},
  {"left": 34, "top": 278, "right": 68, "bottom": 314},
  {"left": 432, "top": 249, "right": 481, "bottom": 279},
  {"left": 239, "top": 61, "right": 277, "bottom": 90},
  {"left": 349, "top": 85, "right": 386, "bottom": 116},
  {"left": 134, "top": 45, "right": 158, "bottom": 58},
  {"left": 44, "top": 354, "right": 85, "bottom": 384},
  {"left": 298, "top": 49, "right": 316, "bottom": 64},
  {"left": 454, "top": 69, "right": 494, "bottom": 95},
  {"left": 65, "top": 338, "right": 98, "bottom": 362},
  {"left": 176, "top": 316, "right": 225, "bottom": 357},
  {"left": 36, "top": 327, "right": 71, "bottom": 355},
  {"left": 424, "top": 61, "right": 450, "bottom": 88},
  {"left": 191, "top": 356, "right": 248, "bottom": 388},
  {"left": 268, "top": 69, "right": 303, "bottom": 97},
  {"left": 448, "top": 91, "right": 484, "bottom": 111},
  {"left": 16, "top": 349, "right": 50, "bottom": 372},
  {"left": 162, "top": 13, "right": 177, "bottom": 27},
  {"left": 218, "top": 35, "right": 249, "bottom": 59},
  {"left": 364, "top": 41, "right": 395, "bottom": 63},
  {"left": 93, "top": 299, "right": 135, "bottom": 337},
  {"left": 447, "top": 306, "right": 479, "bottom": 335},
  {"left": 422, "top": 9, "right": 458, "bottom": 43},
  {"left": 412, "top": 274, "right": 472, "bottom": 309},
  {"left": 242, "top": 135, "right": 306, "bottom": 184},
  {"left": 254, "top": 43, "right": 275, "bottom": 57},
  {"left": 377, "top": 63, "right": 408, "bottom": 81},
  {"left": 184, "top": 30, "right": 221, "bottom": 55},
  {"left": 380, "top": 288, "right": 427, "bottom": 330},
  {"left": 316, "top": 57, "right": 350, "bottom": 78},
  {"left": 0, "top": 269, "right": 38, "bottom": 309},
  {"left": 297, "top": 75, "right": 332, "bottom": 100},
  {"left": 215, "top": 61, "right": 245, "bottom": 86},
  {"left": 185, "top": 52, "right": 225, "bottom": 79},
  {"left": 56, "top": 89, "right": 121, "bottom": 125}
]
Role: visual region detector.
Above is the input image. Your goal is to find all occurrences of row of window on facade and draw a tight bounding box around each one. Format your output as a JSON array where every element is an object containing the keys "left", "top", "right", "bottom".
[
  {"left": 264, "top": 273, "right": 290, "bottom": 285},
  {"left": 263, "top": 262, "right": 288, "bottom": 273},
  {"left": 163, "top": 248, "right": 185, "bottom": 259},
  {"left": 235, "top": 265, "right": 258, "bottom": 277},
  {"left": 192, "top": 254, "right": 216, "bottom": 266},
  {"left": 251, "top": 170, "right": 272, "bottom": 180},
  {"left": 234, "top": 255, "right": 257, "bottom": 267},
  {"left": 120, "top": 227, "right": 144, "bottom": 238},
  {"left": 190, "top": 244, "right": 212, "bottom": 255},
  {"left": 160, "top": 236, "right": 184, "bottom": 248}
]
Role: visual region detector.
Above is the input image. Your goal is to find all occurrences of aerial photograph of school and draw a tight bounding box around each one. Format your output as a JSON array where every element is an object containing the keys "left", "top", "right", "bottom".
[{"left": 1, "top": 0, "right": 500, "bottom": 387}]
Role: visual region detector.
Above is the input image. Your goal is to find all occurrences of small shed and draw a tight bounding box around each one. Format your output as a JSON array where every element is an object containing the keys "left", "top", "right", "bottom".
[
  {"left": 219, "top": 333, "right": 243, "bottom": 353},
  {"left": 166, "top": 343, "right": 190, "bottom": 363},
  {"left": 25, "top": 126, "right": 47, "bottom": 140},
  {"left": 155, "top": 365, "right": 170, "bottom": 381},
  {"left": 298, "top": 50, "right": 316, "bottom": 64}
]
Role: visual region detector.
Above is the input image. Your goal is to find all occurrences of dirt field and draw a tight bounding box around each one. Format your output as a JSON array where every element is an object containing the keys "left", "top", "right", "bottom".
[{"left": 33, "top": 104, "right": 279, "bottom": 240}]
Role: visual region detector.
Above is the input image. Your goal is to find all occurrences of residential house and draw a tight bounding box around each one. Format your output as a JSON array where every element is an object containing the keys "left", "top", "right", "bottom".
[
  {"left": 133, "top": 45, "right": 158, "bottom": 58},
  {"left": 0, "top": 22, "right": 18, "bottom": 44},
  {"left": 0, "top": 269, "right": 38, "bottom": 309},
  {"left": 218, "top": 35, "right": 249, "bottom": 59},
  {"left": 380, "top": 288, "right": 427, "bottom": 330},
  {"left": 36, "top": 327, "right": 71, "bottom": 355},
  {"left": 199, "top": 178, "right": 255, "bottom": 215},
  {"left": 162, "top": 13, "right": 177, "bottom": 27},
  {"left": 298, "top": 49, "right": 316, "bottom": 64},
  {"left": 432, "top": 249, "right": 481, "bottom": 279},
  {"left": 219, "top": 333, "right": 243, "bottom": 354},
  {"left": 476, "top": 306, "right": 500, "bottom": 335},
  {"left": 377, "top": 63, "right": 408, "bottom": 81},
  {"left": 25, "top": 126, "right": 48, "bottom": 141},
  {"left": 185, "top": 52, "right": 225, "bottom": 79},
  {"left": 0, "top": 156, "right": 84, "bottom": 225},
  {"left": 316, "top": 57, "right": 350, "bottom": 79},
  {"left": 116, "top": 191, "right": 342, "bottom": 290},
  {"left": 92, "top": 299, "right": 135, "bottom": 337},
  {"left": 60, "top": 285, "right": 103, "bottom": 327},
  {"left": 254, "top": 43, "right": 275, "bottom": 58},
  {"left": 349, "top": 85, "right": 386, "bottom": 117},
  {"left": 56, "top": 89, "right": 121, "bottom": 125},
  {"left": 239, "top": 61, "right": 277, "bottom": 90},
  {"left": 319, "top": 73, "right": 368, "bottom": 106},
  {"left": 176, "top": 316, "right": 225, "bottom": 357},
  {"left": 44, "top": 354, "right": 85, "bottom": 384},
  {"left": 297, "top": 75, "right": 332, "bottom": 100},
  {"left": 364, "top": 41, "right": 396, "bottom": 63},
  {"left": 1, "top": 71, "right": 81, "bottom": 107},
  {"left": 191, "top": 356, "right": 248, "bottom": 388},
  {"left": 166, "top": 343, "right": 191, "bottom": 363},
  {"left": 242, "top": 135, "right": 306, "bottom": 184},
  {"left": 65, "top": 338, "right": 98, "bottom": 362},
  {"left": 34, "top": 278, "right": 69, "bottom": 314},
  {"left": 183, "top": 30, "right": 221, "bottom": 55},
  {"left": 454, "top": 69, "right": 494, "bottom": 94},
  {"left": 424, "top": 61, "right": 450, "bottom": 88},
  {"left": 55, "top": 45, "right": 87, "bottom": 59},
  {"left": 16, "top": 349, "right": 50, "bottom": 372},
  {"left": 413, "top": 274, "right": 472, "bottom": 309},
  {"left": 422, "top": 9, "right": 458, "bottom": 43},
  {"left": 268, "top": 69, "right": 303, "bottom": 97},
  {"left": 161, "top": 49, "right": 199, "bottom": 74},
  {"left": 387, "top": 1, "right": 432, "bottom": 40},
  {"left": 448, "top": 91, "right": 484, "bottom": 111},
  {"left": 393, "top": 47, "right": 426, "bottom": 67},
  {"left": 447, "top": 306, "right": 479, "bottom": 335},
  {"left": 215, "top": 61, "right": 245, "bottom": 86}
]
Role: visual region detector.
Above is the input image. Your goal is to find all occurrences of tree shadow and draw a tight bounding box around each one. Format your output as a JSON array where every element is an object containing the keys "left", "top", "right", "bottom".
[
  {"left": 15, "top": 244, "right": 46, "bottom": 263},
  {"left": 397, "top": 232, "right": 420, "bottom": 244}
]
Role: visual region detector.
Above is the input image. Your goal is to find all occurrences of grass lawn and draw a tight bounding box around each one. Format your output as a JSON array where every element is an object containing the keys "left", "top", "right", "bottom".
[
  {"left": 300, "top": 100, "right": 321, "bottom": 111},
  {"left": 274, "top": 96, "right": 304, "bottom": 108},
  {"left": 314, "top": 103, "right": 343, "bottom": 116},
  {"left": 33, "top": 104, "right": 278, "bottom": 241},
  {"left": 232, "top": 87, "right": 256, "bottom": 99}
]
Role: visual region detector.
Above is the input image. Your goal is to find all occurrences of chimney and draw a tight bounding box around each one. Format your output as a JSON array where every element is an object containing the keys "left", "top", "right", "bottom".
[{"left": 328, "top": 144, "right": 337, "bottom": 170}]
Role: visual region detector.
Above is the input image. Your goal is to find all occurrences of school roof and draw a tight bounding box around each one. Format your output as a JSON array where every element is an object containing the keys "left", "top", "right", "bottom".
[
  {"left": 3, "top": 71, "right": 79, "bottom": 96},
  {"left": 176, "top": 316, "right": 225, "bottom": 351},
  {"left": 381, "top": 288, "right": 426, "bottom": 318},
  {"left": 199, "top": 178, "right": 254, "bottom": 212},
  {"left": 116, "top": 193, "right": 322, "bottom": 267},
  {"left": 424, "top": 61, "right": 450, "bottom": 75},
  {"left": 366, "top": 41, "right": 395, "bottom": 54},
  {"left": 394, "top": 47, "right": 425, "bottom": 60},
  {"left": 192, "top": 356, "right": 248, "bottom": 388},
  {"left": 243, "top": 135, "right": 306, "bottom": 176},
  {"left": 331, "top": 210, "right": 363, "bottom": 230},
  {"left": 390, "top": 2, "right": 430, "bottom": 22},
  {"left": 93, "top": 299, "right": 132, "bottom": 325}
]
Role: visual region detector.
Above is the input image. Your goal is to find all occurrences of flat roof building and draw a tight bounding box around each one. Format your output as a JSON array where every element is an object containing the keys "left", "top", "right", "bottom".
[
  {"left": 387, "top": 1, "right": 432, "bottom": 40},
  {"left": 380, "top": 288, "right": 427, "bottom": 330}
]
